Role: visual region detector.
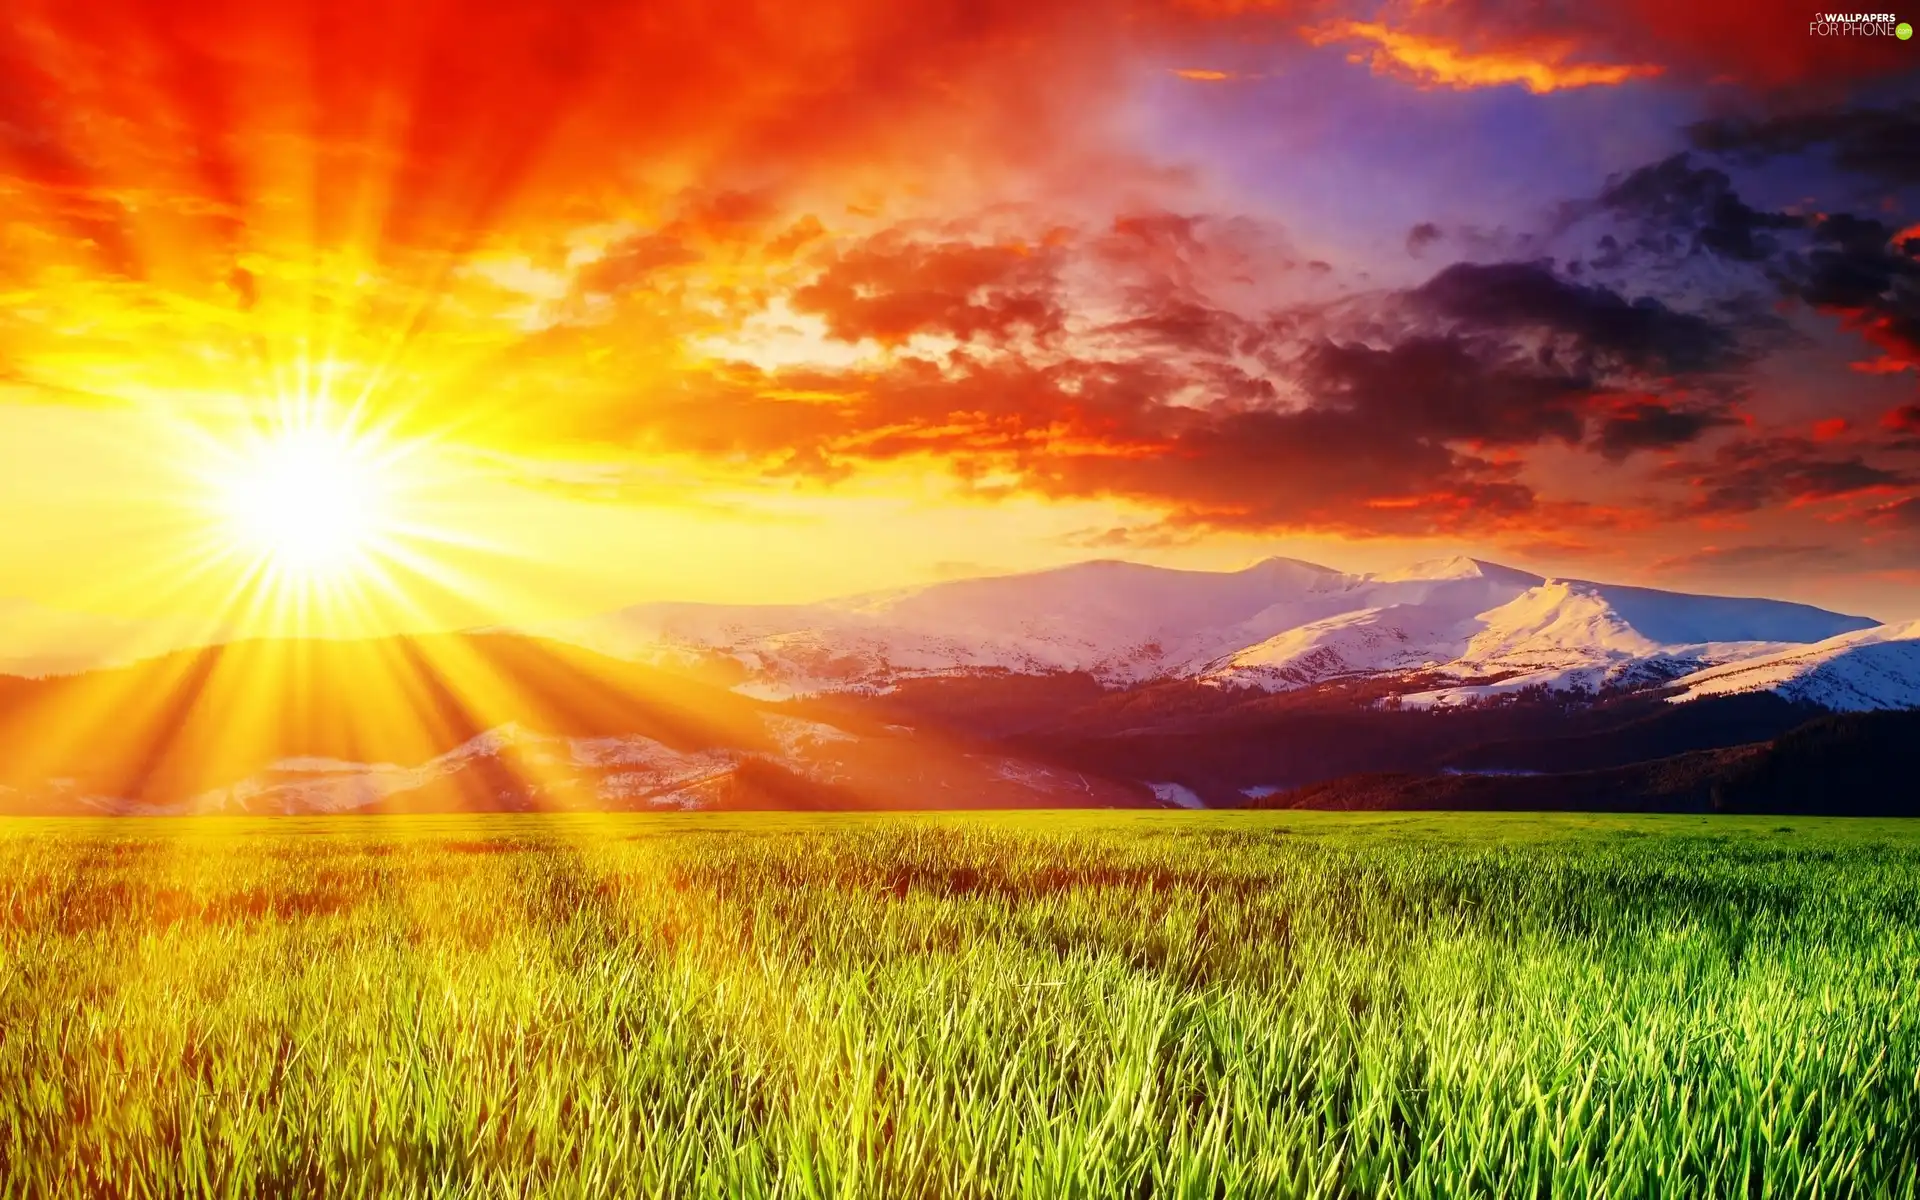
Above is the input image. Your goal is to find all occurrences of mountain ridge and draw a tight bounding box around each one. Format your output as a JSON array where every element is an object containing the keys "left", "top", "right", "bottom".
[
  {"left": 539, "top": 554, "right": 1894, "bottom": 709},
  {"left": 1, "top": 556, "right": 1910, "bottom": 818}
]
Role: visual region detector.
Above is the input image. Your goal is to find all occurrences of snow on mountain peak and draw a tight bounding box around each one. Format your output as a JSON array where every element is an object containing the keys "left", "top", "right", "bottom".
[
  {"left": 1371, "top": 555, "right": 1535, "bottom": 585},
  {"left": 1459, "top": 581, "right": 1664, "bottom": 663}
]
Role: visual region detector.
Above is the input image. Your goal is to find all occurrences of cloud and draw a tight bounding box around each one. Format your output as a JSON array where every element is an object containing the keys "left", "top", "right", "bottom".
[
  {"left": 1690, "top": 102, "right": 1920, "bottom": 187},
  {"left": 600, "top": 346, "right": 1562, "bottom": 538},
  {"left": 1864, "top": 497, "right": 1920, "bottom": 529},
  {"left": 1593, "top": 402, "right": 1740, "bottom": 461},
  {"left": 1665, "top": 436, "right": 1914, "bottom": 515},
  {"left": 1298, "top": 335, "right": 1591, "bottom": 448},
  {"left": 1058, "top": 524, "right": 1201, "bottom": 550},
  {"left": 533, "top": 215, "right": 1787, "bottom": 544},
  {"left": 1593, "top": 155, "right": 1807, "bottom": 264},
  {"left": 608, "top": 259, "right": 1750, "bottom": 540},
  {"left": 1101, "top": 299, "right": 1265, "bottom": 359},
  {"left": 573, "top": 235, "right": 702, "bottom": 296},
  {"left": 1304, "top": 20, "right": 1661, "bottom": 94},
  {"left": 791, "top": 233, "right": 1066, "bottom": 346},
  {"left": 1649, "top": 543, "right": 1851, "bottom": 574},
  {"left": 1411, "top": 260, "right": 1750, "bottom": 378},
  {"left": 1170, "top": 68, "right": 1235, "bottom": 81},
  {"left": 1405, "top": 223, "right": 1444, "bottom": 256},
  {"left": 1594, "top": 154, "right": 1920, "bottom": 370}
]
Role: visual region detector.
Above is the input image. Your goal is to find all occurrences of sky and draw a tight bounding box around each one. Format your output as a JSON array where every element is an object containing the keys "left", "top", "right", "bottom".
[{"left": 1, "top": 0, "right": 1918, "bottom": 665}]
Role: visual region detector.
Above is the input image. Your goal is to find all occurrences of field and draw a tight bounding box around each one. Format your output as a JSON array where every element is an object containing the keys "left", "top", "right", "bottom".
[{"left": 2, "top": 812, "right": 1918, "bottom": 1198}]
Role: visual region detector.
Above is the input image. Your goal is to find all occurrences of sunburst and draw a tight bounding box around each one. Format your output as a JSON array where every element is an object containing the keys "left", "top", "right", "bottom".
[{"left": 214, "top": 425, "right": 391, "bottom": 579}]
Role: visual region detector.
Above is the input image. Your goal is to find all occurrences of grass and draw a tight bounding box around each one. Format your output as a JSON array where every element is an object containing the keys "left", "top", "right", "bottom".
[{"left": 1, "top": 810, "right": 1918, "bottom": 1198}]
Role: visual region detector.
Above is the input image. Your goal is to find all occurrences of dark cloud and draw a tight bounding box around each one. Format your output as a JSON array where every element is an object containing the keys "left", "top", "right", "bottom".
[
  {"left": 1025, "top": 402, "right": 1541, "bottom": 535},
  {"left": 1301, "top": 335, "right": 1590, "bottom": 448},
  {"left": 1595, "top": 154, "right": 1920, "bottom": 370},
  {"left": 1406, "top": 223, "right": 1444, "bottom": 256},
  {"left": 1412, "top": 259, "right": 1750, "bottom": 376},
  {"left": 1689, "top": 102, "right": 1920, "bottom": 187},
  {"left": 1666, "top": 436, "right": 1914, "bottom": 514},
  {"left": 1594, "top": 401, "right": 1740, "bottom": 461},
  {"left": 1789, "top": 213, "right": 1920, "bottom": 368},
  {"left": 1594, "top": 155, "right": 1804, "bottom": 264}
]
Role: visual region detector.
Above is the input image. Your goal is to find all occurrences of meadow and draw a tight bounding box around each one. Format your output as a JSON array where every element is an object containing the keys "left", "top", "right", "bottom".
[{"left": 2, "top": 811, "right": 1918, "bottom": 1199}]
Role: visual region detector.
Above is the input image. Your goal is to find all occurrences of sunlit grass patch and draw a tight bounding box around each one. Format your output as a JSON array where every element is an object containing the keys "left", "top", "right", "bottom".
[{"left": 1, "top": 811, "right": 1917, "bottom": 1198}]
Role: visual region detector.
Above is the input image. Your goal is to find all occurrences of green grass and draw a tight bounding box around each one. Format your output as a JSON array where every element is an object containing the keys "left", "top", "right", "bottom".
[{"left": 2, "top": 811, "right": 1918, "bottom": 1198}]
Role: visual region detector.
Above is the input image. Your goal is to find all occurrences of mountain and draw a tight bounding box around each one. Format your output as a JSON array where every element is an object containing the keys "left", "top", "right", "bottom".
[
  {"left": 545, "top": 555, "right": 1881, "bottom": 707},
  {"left": 0, "top": 634, "right": 1148, "bottom": 815},
  {"left": 5, "top": 555, "right": 1909, "bottom": 818},
  {"left": 547, "top": 556, "right": 1375, "bottom": 695},
  {"left": 0, "top": 597, "right": 199, "bottom": 678},
  {"left": 1384, "top": 579, "right": 1880, "bottom": 707},
  {"left": 1665, "top": 620, "right": 1920, "bottom": 711}
]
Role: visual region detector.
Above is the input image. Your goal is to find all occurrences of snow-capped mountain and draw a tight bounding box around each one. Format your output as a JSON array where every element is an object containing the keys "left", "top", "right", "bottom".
[
  {"left": 548, "top": 556, "right": 1374, "bottom": 694},
  {"left": 1384, "top": 579, "right": 1881, "bottom": 708},
  {"left": 1666, "top": 620, "right": 1920, "bottom": 712},
  {"left": 548, "top": 555, "right": 1886, "bottom": 708}
]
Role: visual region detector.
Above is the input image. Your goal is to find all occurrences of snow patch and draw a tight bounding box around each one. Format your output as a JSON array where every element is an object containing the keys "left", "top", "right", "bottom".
[{"left": 1147, "top": 781, "right": 1206, "bottom": 810}]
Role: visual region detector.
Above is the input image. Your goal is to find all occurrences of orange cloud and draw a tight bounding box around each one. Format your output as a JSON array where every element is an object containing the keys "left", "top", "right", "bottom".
[
  {"left": 1170, "top": 68, "right": 1235, "bottom": 81},
  {"left": 1305, "top": 20, "right": 1662, "bottom": 93}
]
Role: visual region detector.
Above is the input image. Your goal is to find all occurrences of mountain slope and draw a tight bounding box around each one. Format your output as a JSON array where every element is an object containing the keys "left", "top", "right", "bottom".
[
  {"left": 1246, "top": 710, "right": 1920, "bottom": 816},
  {"left": 0, "top": 634, "right": 1148, "bottom": 815},
  {"left": 1666, "top": 620, "right": 1920, "bottom": 711}
]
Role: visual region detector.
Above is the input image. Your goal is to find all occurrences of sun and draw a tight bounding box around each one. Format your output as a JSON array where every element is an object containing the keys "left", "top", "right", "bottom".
[
  {"left": 174, "top": 407, "right": 493, "bottom": 638},
  {"left": 216, "top": 427, "right": 391, "bottom": 577}
]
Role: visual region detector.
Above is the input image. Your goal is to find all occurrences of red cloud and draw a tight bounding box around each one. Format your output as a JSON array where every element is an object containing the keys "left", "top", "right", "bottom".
[{"left": 792, "top": 235, "right": 1067, "bottom": 346}]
